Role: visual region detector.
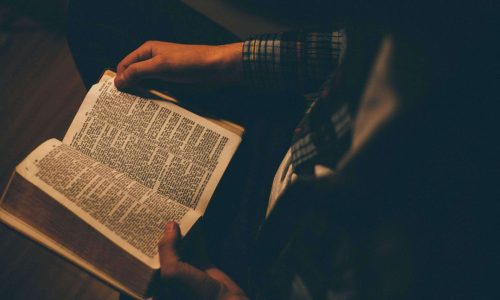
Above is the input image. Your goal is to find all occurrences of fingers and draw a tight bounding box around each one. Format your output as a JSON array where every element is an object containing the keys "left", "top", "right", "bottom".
[
  {"left": 117, "top": 41, "right": 154, "bottom": 74},
  {"left": 157, "top": 222, "right": 222, "bottom": 299},
  {"left": 115, "top": 41, "right": 162, "bottom": 89},
  {"left": 114, "top": 56, "right": 162, "bottom": 89}
]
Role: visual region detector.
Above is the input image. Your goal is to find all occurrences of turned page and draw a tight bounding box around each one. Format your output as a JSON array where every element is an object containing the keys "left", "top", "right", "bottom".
[
  {"left": 63, "top": 78, "right": 241, "bottom": 213},
  {"left": 16, "top": 139, "right": 201, "bottom": 268}
]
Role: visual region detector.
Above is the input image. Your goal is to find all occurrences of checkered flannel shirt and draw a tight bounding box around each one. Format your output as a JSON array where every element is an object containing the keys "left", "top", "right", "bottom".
[
  {"left": 242, "top": 31, "right": 346, "bottom": 93},
  {"left": 243, "top": 31, "right": 350, "bottom": 172}
]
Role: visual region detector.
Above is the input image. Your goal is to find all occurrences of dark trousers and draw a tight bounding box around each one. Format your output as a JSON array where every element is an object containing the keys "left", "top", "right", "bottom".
[{"left": 67, "top": 0, "right": 304, "bottom": 293}]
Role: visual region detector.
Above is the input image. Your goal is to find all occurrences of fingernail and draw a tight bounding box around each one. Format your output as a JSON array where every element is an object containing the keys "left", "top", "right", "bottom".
[
  {"left": 166, "top": 222, "right": 176, "bottom": 232},
  {"left": 114, "top": 74, "right": 124, "bottom": 87}
]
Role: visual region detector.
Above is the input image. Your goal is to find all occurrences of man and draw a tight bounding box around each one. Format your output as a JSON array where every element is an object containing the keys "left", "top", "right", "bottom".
[{"left": 69, "top": 0, "right": 493, "bottom": 299}]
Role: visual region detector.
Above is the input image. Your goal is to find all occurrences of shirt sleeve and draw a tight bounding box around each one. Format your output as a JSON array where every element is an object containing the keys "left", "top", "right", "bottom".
[{"left": 242, "top": 31, "right": 346, "bottom": 92}]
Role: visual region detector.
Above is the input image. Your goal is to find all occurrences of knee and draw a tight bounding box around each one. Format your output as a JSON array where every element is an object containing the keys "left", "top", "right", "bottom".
[
  {"left": 67, "top": 0, "right": 120, "bottom": 87},
  {"left": 66, "top": 0, "right": 121, "bottom": 57},
  {"left": 67, "top": 0, "right": 98, "bottom": 45},
  {"left": 67, "top": 0, "right": 112, "bottom": 33}
]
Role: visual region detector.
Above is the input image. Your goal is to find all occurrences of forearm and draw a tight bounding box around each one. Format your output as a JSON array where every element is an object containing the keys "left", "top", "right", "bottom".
[
  {"left": 210, "top": 42, "right": 243, "bottom": 84},
  {"left": 113, "top": 31, "right": 345, "bottom": 94}
]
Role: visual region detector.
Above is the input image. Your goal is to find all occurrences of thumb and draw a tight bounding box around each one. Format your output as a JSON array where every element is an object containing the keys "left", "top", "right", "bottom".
[
  {"left": 114, "top": 56, "right": 162, "bottom": 89},
  {"left": 158, "top": 221, "right": 182, "bottom": 278}
]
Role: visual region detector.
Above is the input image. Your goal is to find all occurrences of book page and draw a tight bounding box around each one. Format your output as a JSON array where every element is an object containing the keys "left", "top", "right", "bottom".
[
  {"left": 63, "top": 78, "right": 241, "bottom": 213},
  {"left": 16, "top": 139, "right": 201, "bottom": 268}
]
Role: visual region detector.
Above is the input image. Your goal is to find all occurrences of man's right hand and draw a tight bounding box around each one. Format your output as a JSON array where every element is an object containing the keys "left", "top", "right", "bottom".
[
  {"left": 114, "top": 41, "right": 243, "bottom": 90},
  {"left": 157, "top": 222, "right": 249, "bottom": 300}
]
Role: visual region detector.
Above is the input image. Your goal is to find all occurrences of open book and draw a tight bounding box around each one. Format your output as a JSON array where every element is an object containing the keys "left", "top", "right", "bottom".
[{"left": 0, "top": 71, "right": 243, "bottom": 299}]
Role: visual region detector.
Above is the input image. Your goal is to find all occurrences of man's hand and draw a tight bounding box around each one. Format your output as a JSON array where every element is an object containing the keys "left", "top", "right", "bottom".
[
  {"left": 114, "top": 41, "right": 243, "bottom": 89},
  {"left": 157, "top": 222, "right": 249, "bottom": 300}
]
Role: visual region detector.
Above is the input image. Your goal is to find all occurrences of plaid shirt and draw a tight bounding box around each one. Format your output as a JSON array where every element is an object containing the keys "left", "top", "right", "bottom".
[
  {"left": 243, "top": 31, "right": 350, "bottom": 172},
  {"left": 243, "top": 31, "right": 346, "bottom": 93}
]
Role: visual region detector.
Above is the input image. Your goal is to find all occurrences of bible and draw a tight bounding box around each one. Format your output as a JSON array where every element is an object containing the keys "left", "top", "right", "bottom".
[{"left": 0, "top": 70, "right": 243, "bottom": 299}]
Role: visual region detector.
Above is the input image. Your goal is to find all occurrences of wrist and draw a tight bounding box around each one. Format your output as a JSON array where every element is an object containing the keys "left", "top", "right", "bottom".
[{"left": 210, "top": 42, "right": 243, "bottom": 84}]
